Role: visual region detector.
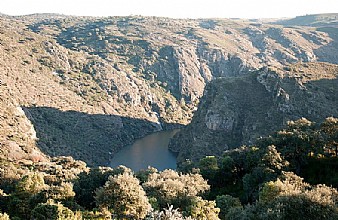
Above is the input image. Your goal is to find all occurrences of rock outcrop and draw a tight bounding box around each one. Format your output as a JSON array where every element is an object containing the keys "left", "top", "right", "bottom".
[
  {"left": 1, "top": 13, "right": 338, "bottom": 166},
  {"left": 169, "top": 63, "right": 338, "bottom": 165}
]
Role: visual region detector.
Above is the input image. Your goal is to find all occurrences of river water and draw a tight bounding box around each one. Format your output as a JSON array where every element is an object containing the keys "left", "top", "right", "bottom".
[{"left": 110, "top": 129, "right": 180, "bottom": 171}]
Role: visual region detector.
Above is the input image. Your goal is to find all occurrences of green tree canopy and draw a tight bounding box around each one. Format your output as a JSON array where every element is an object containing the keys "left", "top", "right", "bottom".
[
  {"left": 95, "top": 172, "right": 151, "bottom": 220},
  {"left": 143, "top": 169, "right": 210, "bottom": 209},
  {"left": 31, "top": 199, "right": 78, "bottom": 220},
  {"left": 321, "top": 117, "right": 338, "bottom": 156}
]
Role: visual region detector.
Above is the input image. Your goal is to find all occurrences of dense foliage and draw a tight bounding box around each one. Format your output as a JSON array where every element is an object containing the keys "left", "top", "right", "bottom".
[
  {"left": 95, "top": 172, "right": 151, "bottom": 219},
  {"left": 0, "top": 117, "right": 337, "bottom": 219},
  {"left": 183, "top": 117, "right": 338, "bottom": 219}
]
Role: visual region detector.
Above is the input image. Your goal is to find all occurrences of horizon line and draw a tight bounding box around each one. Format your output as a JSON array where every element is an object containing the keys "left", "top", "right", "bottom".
[{"left": 2, "top": 12, "right": 338, "bottom": 20}]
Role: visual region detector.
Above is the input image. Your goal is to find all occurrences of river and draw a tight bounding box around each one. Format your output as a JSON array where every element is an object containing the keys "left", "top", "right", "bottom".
[{"left": 110, "top": 129, "right": 180, "bottom": 171}]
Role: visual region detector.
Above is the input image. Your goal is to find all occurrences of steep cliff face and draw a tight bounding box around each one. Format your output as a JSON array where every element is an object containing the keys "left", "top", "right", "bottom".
[
  {"left": 169, "top": 63, "right": 338, "bottom": 165},
  {"left": 1, "top": 14, "right": 338, "bottom": 166},
  {"left": 0, "top": 17, "right": 183, "bottom": 166},
  {"left": 26, "top": 15, "right": 338, "bottom": 104}
]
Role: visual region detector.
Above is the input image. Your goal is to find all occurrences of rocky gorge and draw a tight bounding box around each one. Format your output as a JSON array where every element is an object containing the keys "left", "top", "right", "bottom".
[
  {"left": 169, "top": 62, "right": 338, "bottom": 165},
  {"left": 0, "top": 13, "right": 338, "bottom": 167}
]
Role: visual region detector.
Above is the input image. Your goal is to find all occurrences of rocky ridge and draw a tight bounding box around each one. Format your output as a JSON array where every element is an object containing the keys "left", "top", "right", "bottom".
[
  {"left": 0, "top": 14, "right": 338, "bottom": 166},
  {"left": 169, "top": 62, "right": 338, "bottom": 164}
]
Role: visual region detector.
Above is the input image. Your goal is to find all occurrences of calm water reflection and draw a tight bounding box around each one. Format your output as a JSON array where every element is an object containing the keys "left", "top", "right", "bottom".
[{"left": 110, "top": 129, "right": 180, "bottom": 171}]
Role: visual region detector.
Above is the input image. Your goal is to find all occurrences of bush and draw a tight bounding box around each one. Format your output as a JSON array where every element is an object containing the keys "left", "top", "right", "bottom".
[
  {"left": 74, "top": 166, "right": 126, "bottom": 209},
  {"left": 31, "top": 199, "right": 78, "bottom": 220},
  {"left": 15, "top": 172, "right": 48, "bottom": 196},
  {"left": 147, "top": 205, "right": 194, "bottom": 220},
  {"left": 95, "top": 172, "right": 151, "bottom": 219},
  {"left": 143, "top": 169, "right": 210, "bottom": 209},
  {"left": 187, "top": 197, "right": 220, "bottom": 220},
  {"left": 234, "top": 172, "right": 338, "bottom": 220},
  {"left": 216, "top": 195, "right": 242, "bottom": 220},
  {"left": 0, "top": 213, "right": 10, "bottom": 220}
]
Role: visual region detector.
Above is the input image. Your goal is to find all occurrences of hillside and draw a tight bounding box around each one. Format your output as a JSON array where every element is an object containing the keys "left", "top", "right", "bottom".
[
  {"left": 275, "top": 13, "right": 338, "bottom": 27},
  {"left": 1, "top": 13, "right": 338, "bottom": 167},
  {"left": 0, "top": 16, "right": 190, "bottom": 166},
  {"left": 169, "top": 62, "right": 338, "bottom": 164},
  {"left": 21, "top": 14, "right": 338, "bottom": 102},
  {"left": 1, "top": 12, "right": 338, "bottom": 220}
]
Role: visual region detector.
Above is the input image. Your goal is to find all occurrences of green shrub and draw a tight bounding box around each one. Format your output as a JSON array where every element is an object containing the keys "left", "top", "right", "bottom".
[
  {"left": 31, "top": 199, "right": 78, "bottom": 220},
  {"left": 95, "top": 172, "right": 151, "bottom": 219}
]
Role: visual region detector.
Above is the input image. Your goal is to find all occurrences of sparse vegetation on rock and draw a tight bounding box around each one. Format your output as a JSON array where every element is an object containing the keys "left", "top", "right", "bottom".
[{"left": 0, "top": 12, "right": 338, "bottom": 219}]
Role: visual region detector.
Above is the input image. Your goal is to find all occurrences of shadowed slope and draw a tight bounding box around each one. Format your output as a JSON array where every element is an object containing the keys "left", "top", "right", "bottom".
[{"left": 24, "top": 106, "right": 162, "bottom": 166}]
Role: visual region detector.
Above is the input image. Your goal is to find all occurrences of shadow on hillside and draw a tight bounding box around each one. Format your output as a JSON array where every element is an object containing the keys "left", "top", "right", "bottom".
[
  {"left": 23, "top": 106, "right": 182, "bottom": 167},
  {"left": 314, "top": 27, "right": 338, "bottom": 64},
  {"left": 169, "top": 74, "right": 338, "bottom": 167},
  {"left": 301, "top": 77, "right": 338, "bottom": 119}
]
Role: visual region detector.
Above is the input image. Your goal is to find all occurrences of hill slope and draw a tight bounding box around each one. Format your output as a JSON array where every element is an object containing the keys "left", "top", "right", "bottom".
[
  {"left": 1, "top": 14, "right": 338, "bottom": 166},
  {"left": 275, "top": 13, "right": 338, "bottom": 27},
  {"left": 169, "top": 62, "right": 338, "bottom": 164},
  {"left": 0, "top": 16, "right": 186, "bottom": 166}
]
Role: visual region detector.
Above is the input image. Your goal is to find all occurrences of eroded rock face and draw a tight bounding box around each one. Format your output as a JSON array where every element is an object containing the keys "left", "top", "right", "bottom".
[
  {"left": 205, "top": 109, "right": 236, "bottom": 132},
  {"left": 44, "top": 15, "right": 338, "bottom": 110},
  {"left": 174, "top": 47, "right": 205, "bottom": 102},
  {"left": 169, "top": 63, "right": 338, "bottom": 165},
  {"left": 2, "top": 14, "right": 338, "bottom": 166}
]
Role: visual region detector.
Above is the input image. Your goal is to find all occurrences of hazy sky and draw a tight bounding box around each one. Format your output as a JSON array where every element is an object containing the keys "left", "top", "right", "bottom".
[{"left": 1, "top": 0, "right": 337, "bottom": 19}]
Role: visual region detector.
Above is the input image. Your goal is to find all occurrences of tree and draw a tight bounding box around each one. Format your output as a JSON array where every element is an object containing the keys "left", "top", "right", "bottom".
[
  {"left": 8, "top": 172, "right": 49, "bottom": 219},
  {"left": 48, "top": 182, "right": 75, "bottom": 201},
  {"left": 217, "top": 155, "right": 236, "bottom": 186},
  {"left": 187, "top": 197, "right": 220, "bottom": 220},
  {"left": 198, "top": 156, "right": 219, "bottom": 183},
  {"left": 261, "top": 145, "right": 289, "bottom": 172},
  {"left": 241, "top": 145, "right": 289, "bottom": 203},
  {"left": 74, "top": 167, "right": 115, "bottom": 209},
  {"left": 15, "top": 172, "right": 48, "bottom": 196},
  {"left": 223, "top": 146, "right": 262, "bottom": 178},
  {"left": 74, "top": 165, "right": 130, "bottom": 209},
  {"left": 242, "top": 166, "right": 276, "bottom": 203},
  {"left": 31, "top": 199, "right": 79, "bottom": 220},
  {"left": 259, "top": 171, "right": 309, "bottom": 202},
  {"left": 231, "top": 172, "right": 338, "bottom": 220},
  {"left": 215, "top": 195, "right": 242, "bottom": 220},
  {"left": 136, "top": 166, "right": 158, "bottom": 184},
  {"left": 321, "top": 117, "right": 338, "bottom": 156},
  {"left": 143, "top": 169, "right": 210, "bottom": 209},
  {"left": 177, "top": 159, "right": 195, "bottom": 174},
  {"left": 95, "top": 172, "right": 151, "bottom": 219},
  {"left": 0, "top": 213, "right": 10, "bottom": 220},
  {"left": 273, "top": 118, "right": 319, "bottom": 174},
  {"left": 147, "top": 205, "right": 194, "bottom": 220}
]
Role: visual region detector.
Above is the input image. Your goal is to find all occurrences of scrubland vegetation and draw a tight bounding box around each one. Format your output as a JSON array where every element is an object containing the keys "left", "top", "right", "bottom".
[
  {"left": 0, "top": 117, "right": 337, "bottom": 219},
  {"left": 1, "top": 13, "right": 338, "bottom": 219}
]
